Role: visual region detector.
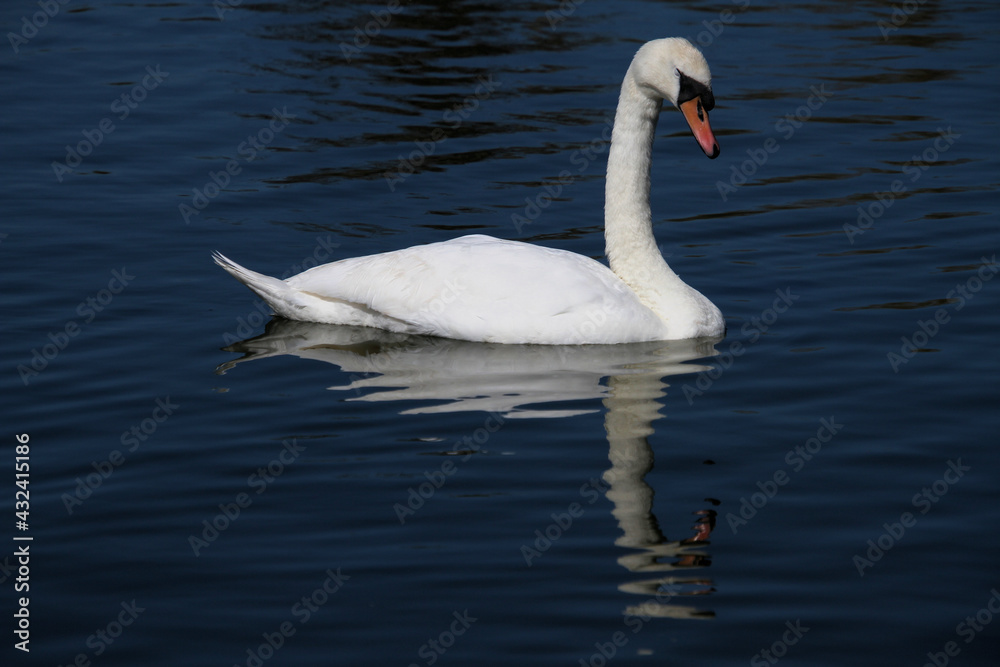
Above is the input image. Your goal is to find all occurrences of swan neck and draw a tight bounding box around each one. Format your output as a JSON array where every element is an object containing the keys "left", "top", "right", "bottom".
[{"left": 604, "top": 71, "right": 678, "bottom": 285}]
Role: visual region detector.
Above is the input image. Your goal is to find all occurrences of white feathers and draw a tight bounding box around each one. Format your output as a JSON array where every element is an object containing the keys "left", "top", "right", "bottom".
[{"left": 216, "top": 236, "right": 665, "bottom": 344}]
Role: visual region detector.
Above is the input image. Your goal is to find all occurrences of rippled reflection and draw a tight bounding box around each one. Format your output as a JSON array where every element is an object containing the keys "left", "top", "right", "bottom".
[
  {"left": 603, "top": 372, "right": 718, "bottom": 620},
  {"left": 245, "top": 0, "right": 611, "bottom": 187},
  {"left": 219, "top": 317, "right": 721, "bottom": 617}
]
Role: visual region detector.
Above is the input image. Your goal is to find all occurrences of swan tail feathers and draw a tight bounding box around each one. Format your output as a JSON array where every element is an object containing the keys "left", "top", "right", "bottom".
[{"left": 212, "top": 252, "right": 298, "bottom": 314}]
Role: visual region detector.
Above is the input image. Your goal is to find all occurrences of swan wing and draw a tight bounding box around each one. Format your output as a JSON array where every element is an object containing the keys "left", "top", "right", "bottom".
[{"left": 284, "top": 235, "right": 665, "bottom": 344}]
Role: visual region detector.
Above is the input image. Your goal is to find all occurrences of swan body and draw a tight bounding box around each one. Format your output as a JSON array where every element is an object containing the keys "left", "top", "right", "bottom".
[
  {"left": 215, "top": 38, "right": 724, "bottom": 344},
  {"left": 214, "top": 236, "right": 668, "bottom": 345}
]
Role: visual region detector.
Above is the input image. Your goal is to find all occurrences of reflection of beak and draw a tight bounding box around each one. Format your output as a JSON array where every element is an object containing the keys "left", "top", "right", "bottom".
[{"left": 679, "top": 97, "right": 720, "bottom": 159}]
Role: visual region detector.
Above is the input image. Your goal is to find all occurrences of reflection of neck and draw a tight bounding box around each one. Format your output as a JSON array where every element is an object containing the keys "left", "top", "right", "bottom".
[
  {"left": 602, "top": 374, "right": 666, "bottom": 549},
  {"left": 602, "top": 372, "right": 716, "bottom": 620}
]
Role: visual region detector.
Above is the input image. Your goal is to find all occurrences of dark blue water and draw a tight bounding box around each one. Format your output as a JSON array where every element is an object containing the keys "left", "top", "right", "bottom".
[{"left": 4, "top": 1, "right": 999, "bottom": 665}]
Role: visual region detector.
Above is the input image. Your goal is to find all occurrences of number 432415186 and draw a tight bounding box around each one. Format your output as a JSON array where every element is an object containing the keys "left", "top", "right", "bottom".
[{"left": 16, "top": 433, "right": 29, "bottom": 525}]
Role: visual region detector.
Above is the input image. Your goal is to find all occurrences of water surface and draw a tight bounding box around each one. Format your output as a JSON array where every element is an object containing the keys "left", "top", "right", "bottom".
[{"left": 3, "top": 1, "right": 999, "bottom": 665}]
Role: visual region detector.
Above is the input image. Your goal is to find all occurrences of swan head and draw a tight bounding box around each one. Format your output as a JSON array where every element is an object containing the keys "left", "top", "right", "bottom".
[{"left": 631, "top": 38, "right": 720, "bottom": 159}]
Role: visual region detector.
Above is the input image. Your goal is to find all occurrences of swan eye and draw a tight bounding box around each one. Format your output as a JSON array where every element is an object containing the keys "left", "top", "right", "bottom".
[
  {"left": 677, "top": 71, "right": 714, "bottom": 110},
  {"left": 674, "top": 68, "right": 681, "bottom": 78}
]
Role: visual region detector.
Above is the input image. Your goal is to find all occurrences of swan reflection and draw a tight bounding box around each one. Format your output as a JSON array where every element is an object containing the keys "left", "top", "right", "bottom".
[
  {"left": 218, "top": 318, "right": 721, "bottom": 618},
  {"left": 604, "top": 372, "right": 718, "bottom": 620}
]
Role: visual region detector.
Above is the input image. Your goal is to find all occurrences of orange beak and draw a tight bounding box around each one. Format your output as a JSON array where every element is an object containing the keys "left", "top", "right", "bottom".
[{"left": 679, "top": 97, "right": 720, "bottom": 159}]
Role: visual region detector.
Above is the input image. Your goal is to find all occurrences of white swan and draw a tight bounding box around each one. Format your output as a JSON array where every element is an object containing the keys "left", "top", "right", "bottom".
[{"left": 214, "top": 38, "right": 723, "bottom": 344}]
